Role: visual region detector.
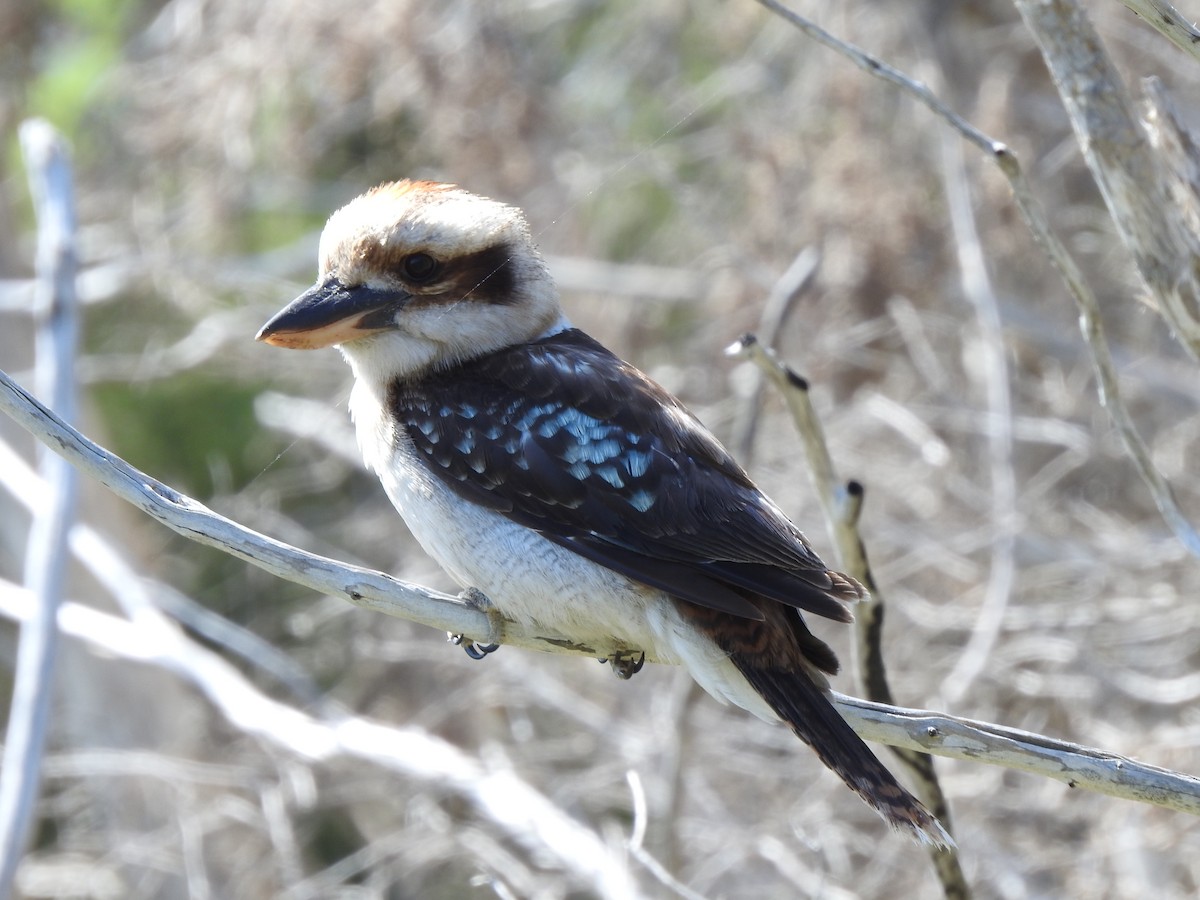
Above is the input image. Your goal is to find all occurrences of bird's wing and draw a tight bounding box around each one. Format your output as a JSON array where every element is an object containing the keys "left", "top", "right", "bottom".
[{"left": 391, "top": 329, "right": 860, "bottom": 624}]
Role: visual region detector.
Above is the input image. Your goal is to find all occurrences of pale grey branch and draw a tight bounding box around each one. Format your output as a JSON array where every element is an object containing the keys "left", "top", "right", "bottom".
[
  {"left": 838, "top": 693, "right": 1200, "bottom": 816},
  {"left": 2, "top": 329, "right": 1199, "bottom": 834},
  {"left": 0, "top": 120, "right": 80, "bottom": 897},
  {"left": 730, "top": 245, "right": 819, "bottom": 463},
  {"left": 938, "top": 133, "right": 1018, "bottom": 706},
  {"left": 2, "top": 569, "right": 1196, "bottom": 830},
  {"left": 1122, "top": 0, "right": 1200, "bottom": 64},
  {"left": 0, "top": 364, "right": 641, "bottom": 663},
  {"left": 1016, "top": 0, "right": 1200, "bottom": 357},
  {"left": 728, "top": 334, "right": 968, "bottom": 894}
]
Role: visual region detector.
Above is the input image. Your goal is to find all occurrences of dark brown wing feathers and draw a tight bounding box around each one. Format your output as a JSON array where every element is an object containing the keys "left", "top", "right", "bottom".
[
  {"left": 390, "top": 328, "right": 862, "bottom": 626},
  {"left": 392, "top": 328, "right": 949, "bottom": 846}
]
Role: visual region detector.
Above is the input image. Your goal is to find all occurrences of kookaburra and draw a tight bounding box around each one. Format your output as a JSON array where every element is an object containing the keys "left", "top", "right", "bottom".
[{"left": 257, "top": 180, "right": 950, "bottom": 846}]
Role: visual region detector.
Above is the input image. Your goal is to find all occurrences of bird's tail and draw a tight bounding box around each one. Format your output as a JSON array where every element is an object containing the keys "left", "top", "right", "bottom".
[{"left": 733, "top": 659, "right": 954, "bottom": 849}]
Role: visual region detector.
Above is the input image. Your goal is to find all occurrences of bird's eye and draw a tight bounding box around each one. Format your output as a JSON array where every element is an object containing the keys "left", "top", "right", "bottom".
[{"left": 402, "top": 252, "right": 439, "bottom": 283}]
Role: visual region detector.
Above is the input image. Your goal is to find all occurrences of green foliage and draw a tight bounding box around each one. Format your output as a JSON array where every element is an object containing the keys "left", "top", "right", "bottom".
[
  {"left": 583, "top": 176, "right": 676, "bottom": 262},
  {"left": 25, "top": 39, "right": 115, "bottom": 139},
  {"left": 52, "top": 0, "right": 137, "bottom": 32},
  {"left": 91, "top": 376, "right": 279, "bottom": 498},
  {"left": 237, "top": 207, "right": 325, "bottom": 257},
  {"left": 24, "top": 0, "right": 138, "bottom": 145},
  {"left": 90, "top": 373, "right": 294, "bottom": 614}
]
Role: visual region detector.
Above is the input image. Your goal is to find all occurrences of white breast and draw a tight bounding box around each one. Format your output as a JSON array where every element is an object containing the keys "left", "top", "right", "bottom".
[
  {"left": 347, "top": 375, "right": 778, "bottom": 722},
  {"left": 349, "top": 377, "right": 654, "bottom": 646}
]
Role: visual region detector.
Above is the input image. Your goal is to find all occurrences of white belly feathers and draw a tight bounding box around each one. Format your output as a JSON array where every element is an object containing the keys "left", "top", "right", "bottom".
[{"left": 350, "top": 376, "right": 658, "bottom": 648}]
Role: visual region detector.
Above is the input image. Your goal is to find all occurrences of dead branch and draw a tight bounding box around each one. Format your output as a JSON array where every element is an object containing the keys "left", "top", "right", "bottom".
[
  {"left": 3, "top": 365, "right": 1200, "bottom": 819},
  {"left": 0, "top": 120, "right": 80, "bottom": 898}
]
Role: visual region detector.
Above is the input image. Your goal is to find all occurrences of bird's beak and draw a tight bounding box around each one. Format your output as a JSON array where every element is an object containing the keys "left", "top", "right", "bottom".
[{"left": 256, "top": 277, "right": 411, "bottom": 349}]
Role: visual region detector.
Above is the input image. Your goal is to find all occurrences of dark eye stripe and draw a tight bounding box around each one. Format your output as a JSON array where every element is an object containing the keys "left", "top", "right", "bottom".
[
  {"left": 444, "top": 242, "right": 518, "bottom": 304},
  {"left": 355, "top": 240, "right": 518, "bottom": 305}
]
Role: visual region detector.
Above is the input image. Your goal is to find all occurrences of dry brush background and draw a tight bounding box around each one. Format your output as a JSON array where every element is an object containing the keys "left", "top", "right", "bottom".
[{"left": 2, "top": 0, "right": 1200, "bottom": 897}]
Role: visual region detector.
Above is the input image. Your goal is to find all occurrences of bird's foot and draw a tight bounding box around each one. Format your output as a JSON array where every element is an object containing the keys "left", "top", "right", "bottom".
[
  {"left": 601, "top": 650, "right": 646, "bottom": 680},
  {"left": 448, "top": 587, "right": 502, "bottom": 660},
  {"left": 450, "top": 633, "right": 500, "bottom": 660}
]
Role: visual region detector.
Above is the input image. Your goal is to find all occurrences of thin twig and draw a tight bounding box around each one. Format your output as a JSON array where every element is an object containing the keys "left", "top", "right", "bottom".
[
  {"left": 0, "top": 120, "right": 79, "bottom": 896},
  {"left": 726, "top": 336, "right": 839, "bottom": 527},
  {"left": 625, "top": 771, "right": 710, "bottom": 900},
  {"left": 835, "top": 490, "right": 967, "bottom": 899},
  {"left": 727, "top": 335, "right": 968, "bottom": 895},
  {"left": 753, "top": 0, "right": 1000, "bottom": 158},
  {"left": 726, "top": 336, "right": 886, "bottom": 683},
  {"left": 1006, "top": 153, "right": 1200, "bottom": 556},
  {"left": 731, "top": 245, "right": 820, "bottom": 462},
  {"left": 726, "top": 335, "right": 907, "bottom": 698},
  {"left": 937, "top": 132, "right": 1017, "bottom": 706}
]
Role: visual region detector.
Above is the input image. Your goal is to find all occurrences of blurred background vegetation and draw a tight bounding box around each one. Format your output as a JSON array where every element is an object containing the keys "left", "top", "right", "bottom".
[{"left": 3, "top": 0, "right": 1200, "bottom": 897}]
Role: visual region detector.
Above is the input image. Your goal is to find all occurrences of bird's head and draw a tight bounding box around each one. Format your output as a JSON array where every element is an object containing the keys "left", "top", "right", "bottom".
[{"left": 257, "top": 180, "right": 562, "bottom": 383}]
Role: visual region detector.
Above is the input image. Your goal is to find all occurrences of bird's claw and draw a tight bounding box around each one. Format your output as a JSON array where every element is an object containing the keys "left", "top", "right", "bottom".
[
  {"left": 450, "top": 633, "right": 500, "bottom": 659},
  {"left": 449, "top": 587, "right": 502, "bottom": 660},
  {"left": 601, "top": 650, "right": 646, "bottom": 680}
]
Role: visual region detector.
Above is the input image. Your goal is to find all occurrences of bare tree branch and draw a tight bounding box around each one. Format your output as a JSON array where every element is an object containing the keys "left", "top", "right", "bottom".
[
  {"left": 3, "top": 556, "right": 1198, "bottom": 832},
  {"left": 727, "top": 335, "right": 969, "bottom": 898},
  {"left": 625, "top": 771, "right": 710, "bottom": 900},
  {"left": 725, "top": 335, "right": 894, "bottom": 701},
  {"left": 937, "top": 133, "right": 1017, "bottom": 708},
  {"left": 0, "top": 360, "right": 1198, "bottom": 834},
  {"left": 0, "top": 365, "right": 635, "bottom": 664},
  {"left": 838, "top": 693, "right": 1200, "bottom": 816},
  {"left": 730, "top": 245, "right": 819, "bottom": 463},
  {"left": 1121, "top": 0, "right": 1200, "bottom": 65},
  {"left": 1015, "top": 0, "right": 1200, "bottom": 359},
  {"left": 754, "top": 0, "right": 1200, "bottom": 559},
  {"left": 752, "top": 0, "right": 1001, "bottom": 158},
  {"left": 0, "top": 120, "right": 80, "bottom": 896}
]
